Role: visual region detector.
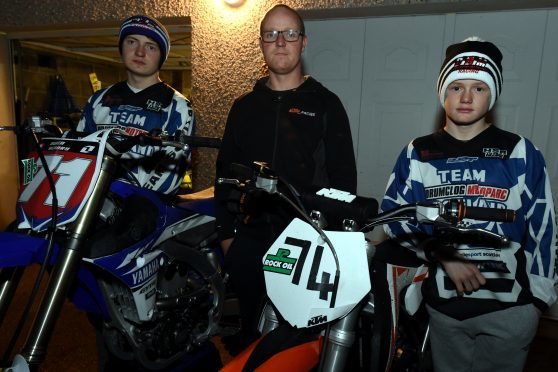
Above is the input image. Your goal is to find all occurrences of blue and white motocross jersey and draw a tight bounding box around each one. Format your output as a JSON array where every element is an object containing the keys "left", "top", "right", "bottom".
[
  {"left": 77, "top": 81, "right": 195, "bottom": 194},
  {"left": 381, "top": 126, "right": 557, "bottom": 319}
]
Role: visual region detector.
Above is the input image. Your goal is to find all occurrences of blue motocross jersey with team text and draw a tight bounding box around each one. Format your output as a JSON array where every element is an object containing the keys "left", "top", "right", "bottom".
[
  {"left": 381, "top": 126, "right": 557, "bottom": 319},
  {"left": 77, "top": 81, "right": 195, "bottom": 194}
]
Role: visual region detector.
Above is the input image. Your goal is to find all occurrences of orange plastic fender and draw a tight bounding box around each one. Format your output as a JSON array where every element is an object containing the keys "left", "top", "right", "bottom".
[{"left": 221, "top": 336, "right": 323, "bottom": 372}]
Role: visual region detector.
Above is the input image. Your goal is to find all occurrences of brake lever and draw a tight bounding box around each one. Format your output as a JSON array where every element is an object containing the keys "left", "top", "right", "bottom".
[
  {"left": 217, "top": 177, "right": 244, "bottom": 187},
  {"left": 433, "top": 223, "right": 510, "bottom": 247}
]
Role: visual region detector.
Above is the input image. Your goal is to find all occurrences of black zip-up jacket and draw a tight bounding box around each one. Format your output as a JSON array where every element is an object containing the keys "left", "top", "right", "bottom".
[{"left": 215, "top": 76, "right": 357, "bottom": 242}]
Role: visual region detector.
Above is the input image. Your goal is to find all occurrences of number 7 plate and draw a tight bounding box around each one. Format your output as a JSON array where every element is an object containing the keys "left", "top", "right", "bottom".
[{"left": 17, "top": 137, "right": 103, "bottom": 231}]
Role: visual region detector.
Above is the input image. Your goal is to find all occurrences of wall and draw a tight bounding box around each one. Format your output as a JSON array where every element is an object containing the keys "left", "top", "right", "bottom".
[
  {"left": 0, "top": 0, "right": 553, "bottom": 191},
  {"left": 0, "top": 0, "right": 194, "bottom": 26},
  {"left": 189, "top": 0, "right": 390, "bottom": 189},
  {"left": 0, "top": 0, "right": 432, "bottom": 190},
  {"left": 0, "top": 35, "right": 17, "bottom": 229}
]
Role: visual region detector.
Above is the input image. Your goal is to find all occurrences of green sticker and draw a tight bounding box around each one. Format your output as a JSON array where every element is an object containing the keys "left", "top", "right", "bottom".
[
  {"left": 263, "top": 248, "right": 298, "bottom": 275},
  {"left": 21, "top": 158, "right": 38, "bottom": 185}
]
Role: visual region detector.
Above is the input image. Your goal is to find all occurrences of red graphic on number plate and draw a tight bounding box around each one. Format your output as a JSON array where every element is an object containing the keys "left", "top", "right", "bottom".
[{"left": 18, "top": 140, "right": 99, "bottom": 230}]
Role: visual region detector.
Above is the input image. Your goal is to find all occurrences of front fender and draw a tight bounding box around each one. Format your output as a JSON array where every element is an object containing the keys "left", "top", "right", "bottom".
[
  {"left": 0, "top": 232, "right": 54, "bottom": 267},
  {"left": 0, "top": 232, "right": 108, "bottom": 317}
]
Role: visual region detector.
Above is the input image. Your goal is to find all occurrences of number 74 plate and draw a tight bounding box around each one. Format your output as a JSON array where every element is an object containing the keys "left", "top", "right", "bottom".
[{"left": 263, "top": 218, "right": 371, "bottom": 328}]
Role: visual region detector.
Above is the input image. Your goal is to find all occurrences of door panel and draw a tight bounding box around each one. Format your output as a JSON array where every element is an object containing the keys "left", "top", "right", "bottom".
[
  {"left": 357, "top": 15, "right": 447, "bottom": 199},
  {"left": 530, "top": 9, "right": 558, "bottom": 319},
  {"left": 303, "top": 19, "right": 365, "bottom": 157},
  {"left": 532, "top": 9, "right": 558, "bottom": 197},
  {"left": 453, "top": 11, "right": 547, "bottom": 139}
]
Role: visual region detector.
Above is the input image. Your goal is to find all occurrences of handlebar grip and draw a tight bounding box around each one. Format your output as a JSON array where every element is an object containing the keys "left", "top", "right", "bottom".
[
  {"left": 179, "top": 135, "right": 221, "bottom": 149},
  {"left": 138, "top": 134, "right": 163, "bottom": 147},
  {"left": 0, "top": 125, "right": 18, "bottom": 133},
  {"left": 459, "top": 205, "right": 515, "bottom": 222}
]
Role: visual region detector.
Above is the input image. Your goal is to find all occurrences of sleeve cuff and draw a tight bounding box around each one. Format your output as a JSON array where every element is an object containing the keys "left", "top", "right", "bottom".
[{"left": 533, "top": 297, "right": 549, "bottom": 313}]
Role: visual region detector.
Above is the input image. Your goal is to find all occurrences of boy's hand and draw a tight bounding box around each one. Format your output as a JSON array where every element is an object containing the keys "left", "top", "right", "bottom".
[{"left": 440, "top": 256, "right": 486, "bottom": 295}]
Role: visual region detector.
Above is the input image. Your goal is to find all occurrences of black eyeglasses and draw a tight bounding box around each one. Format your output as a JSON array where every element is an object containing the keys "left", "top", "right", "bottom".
[{"left": 260, "top": 29, "right": 304, "bottom": 43}]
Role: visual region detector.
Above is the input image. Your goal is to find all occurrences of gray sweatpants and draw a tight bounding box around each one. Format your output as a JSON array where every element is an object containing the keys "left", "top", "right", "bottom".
[{"left": 427, "top": 304, "right": 540, "bottom": 372}]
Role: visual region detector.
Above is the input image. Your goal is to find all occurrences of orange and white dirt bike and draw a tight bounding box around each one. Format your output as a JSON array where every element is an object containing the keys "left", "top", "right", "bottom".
[{"left": 218, "top": 162, "right": 515, "bottom": 372}]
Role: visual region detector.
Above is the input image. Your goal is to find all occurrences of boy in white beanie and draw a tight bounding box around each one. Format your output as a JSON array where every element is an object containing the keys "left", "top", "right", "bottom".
[{"left": 381, "top": 38, "right": 557, "bottom": 371}]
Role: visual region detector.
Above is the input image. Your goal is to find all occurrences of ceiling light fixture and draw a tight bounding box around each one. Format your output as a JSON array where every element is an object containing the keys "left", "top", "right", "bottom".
[{"left": 223, "top": 0, "right": 245, "bottom": 7}]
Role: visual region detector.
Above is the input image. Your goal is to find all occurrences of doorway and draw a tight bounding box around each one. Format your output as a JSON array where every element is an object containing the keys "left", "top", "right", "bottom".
[{"left": 6, "top": 18, "right": 192, "bottom": 130}]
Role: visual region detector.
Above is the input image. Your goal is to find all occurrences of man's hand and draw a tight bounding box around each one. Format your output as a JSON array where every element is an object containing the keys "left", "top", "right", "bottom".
[
  {"left": 221, "top": 238, "right": 234, "bottom": 256},
  {"left": 440, "top": 255, "right": 486, "bottom": 295}
]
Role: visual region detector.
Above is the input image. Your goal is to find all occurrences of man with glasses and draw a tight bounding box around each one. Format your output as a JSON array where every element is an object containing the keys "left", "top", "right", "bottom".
[{"left": 215, "top": 4, "right": 357, "bottom": 354}]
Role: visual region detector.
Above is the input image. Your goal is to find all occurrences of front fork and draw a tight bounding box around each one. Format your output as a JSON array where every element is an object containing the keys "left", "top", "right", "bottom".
[
  {"left": 320, "top": 238, "right": 376, "bottom": 371},
  {"left": 0, "top": 267, "right": 25, "bottom": 329},
  {"left": 256, "top": 240, "right": 375, "bottom": 372},
  {"left": 257, "top": 302, "right": 280, "bottom": 335},
  {"left": 320, "top": 305, "right": 362, "bottom": 371},
  {"left": 16, "top": 155, "right": 117, "bottom": 367},
  {"left": 257, "top": 297, "right": 362, "bottom": 372}
]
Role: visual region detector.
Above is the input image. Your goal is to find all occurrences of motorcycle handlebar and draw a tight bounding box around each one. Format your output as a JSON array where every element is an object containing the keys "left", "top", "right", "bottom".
[
  {"left": 0, "top": 125, "right": 17, "bottom": 132},
  {"left": 0, "top": 119, "right": 63, "bottom": 137},
  {"left": 221, "top": 162, "right": 516, "bottom": 238},
  {"left": 301, "top": 192, "right": 378, "bottom": 229},
  {"left": 132, "top": 133, "right": 221, "bottom": 150},
  {"left": 441, "top": 199, "right": 515, "bottom": 223},
  {"left": 456, "top": 204, "right": 515, "bottom": 222},
  {"left": 169, "top": 135, "right": 221, "bottom": 149},
  {"left": 102, "top": 130, "right": 222, "bottom": 155}
]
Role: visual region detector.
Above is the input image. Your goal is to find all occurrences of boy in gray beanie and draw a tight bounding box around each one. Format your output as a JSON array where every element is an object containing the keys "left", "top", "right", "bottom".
[
  {"left": 381, "top": 37, "right": 557, "bottom": 371},
  {"left": 77, "top": 14, "right": 194, "bottom": 195},
  {"left": 77, "top": 17, "right": 197, "bottom": 367},
  {"left": 118, "top": 15, "right": 170, "bottom": 69}
]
